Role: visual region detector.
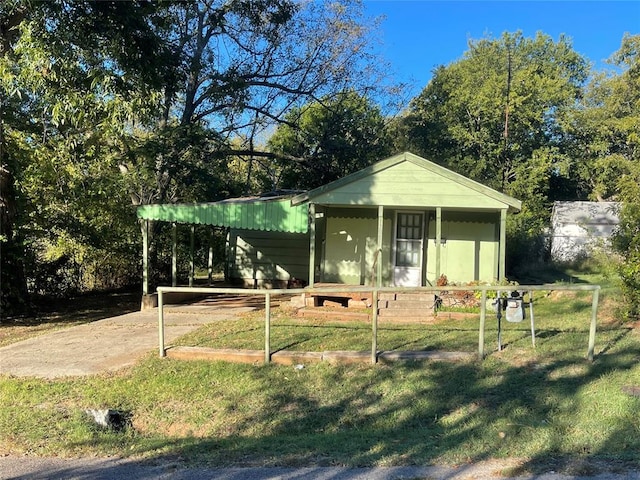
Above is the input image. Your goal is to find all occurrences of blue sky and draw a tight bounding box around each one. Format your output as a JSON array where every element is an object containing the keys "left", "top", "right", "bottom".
[{"left": 362, "top": 1, "right": 640, "bottom": 97}]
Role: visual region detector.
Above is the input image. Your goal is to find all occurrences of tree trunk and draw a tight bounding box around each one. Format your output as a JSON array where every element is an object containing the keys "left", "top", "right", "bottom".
[
  {"left": 1, "top": 3, "right": 31, "bottom": 319},
  {"left": 0, "top": 163, "right": 29, "bottom": 319}
]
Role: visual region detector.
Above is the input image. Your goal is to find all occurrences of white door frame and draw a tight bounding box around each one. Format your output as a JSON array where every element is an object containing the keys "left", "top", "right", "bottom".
[{"left": 392, "top": 211, "right": 425, "bottom": 286}]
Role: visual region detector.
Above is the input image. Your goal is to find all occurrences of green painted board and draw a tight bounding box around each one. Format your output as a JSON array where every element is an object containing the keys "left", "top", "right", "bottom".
[{"left": 137, "top": 199, "right": 308, "bottom": 233}]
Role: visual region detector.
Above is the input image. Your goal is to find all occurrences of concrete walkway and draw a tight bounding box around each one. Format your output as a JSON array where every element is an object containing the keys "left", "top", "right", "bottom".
[{"left": 0, "top": 300, "right": 259, "bottom": 378}]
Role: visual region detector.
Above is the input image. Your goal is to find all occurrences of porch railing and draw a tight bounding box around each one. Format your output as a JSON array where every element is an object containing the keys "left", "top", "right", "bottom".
[{"left": 156, "top": 283, "right": 601, "bottom": 363}]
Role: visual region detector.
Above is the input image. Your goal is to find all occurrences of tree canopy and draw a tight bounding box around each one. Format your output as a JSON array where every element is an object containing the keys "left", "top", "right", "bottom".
[
  {"left": 397, "top": 31, "right": 588, "bottom": 196},
  {"left": 1, "top": 0, "right": 637, "bottom": 318},
  {"left": 1, "top": 0, "right": 392, "bottom": 314},
  {"left": 268, "top": 91, "right": 393, "bottom": 189}
]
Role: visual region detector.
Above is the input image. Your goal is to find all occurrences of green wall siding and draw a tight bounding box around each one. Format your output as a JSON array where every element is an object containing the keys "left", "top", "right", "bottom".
[
  {"left": 426, "top": 213, "right": 498, "bottom": 283},
  {"left": 321, "top": 213, "right": 392, "bottom": 285},
  {"left": 228, "top": 211, "right": 500, "bottom": 287},
  {"left": 321, "top": 210, "right": 499, "bottom": 286},
  {"left": 228, "top": 230, "right": 309, "bottom": 286},
  {"left": 310, "top": 161, "right": 507, "bottom": 209}
]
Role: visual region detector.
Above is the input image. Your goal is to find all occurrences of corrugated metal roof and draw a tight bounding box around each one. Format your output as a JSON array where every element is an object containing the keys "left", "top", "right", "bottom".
[
  {"left": 136, "top": 197, "right": 309, "bottom": 233},
  {"left": 551, "top": 201, "right": 620, "bottom": 226}
]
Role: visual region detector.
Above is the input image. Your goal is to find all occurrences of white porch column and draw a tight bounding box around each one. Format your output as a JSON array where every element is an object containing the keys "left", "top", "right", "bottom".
[
  {"left": 499, "top": 208, "right": 507, "bottom": 282},
  {"left": 435, "top": 207, "right": 442, "bottom": 281},
  {"left": 376, "top": 205, "right": 384, "bottom": 287},
  {"left": 189, "top": 225, "right": 195, "bottom": 287},
  {"left": 142, "top": 219, "right": 149, "bottom": 295},
  {"left": 171, "top": 223, "right": 177, "bottom": 287},
  {"left": 308, "top": 203, "right": 316, "bottom": 288}
]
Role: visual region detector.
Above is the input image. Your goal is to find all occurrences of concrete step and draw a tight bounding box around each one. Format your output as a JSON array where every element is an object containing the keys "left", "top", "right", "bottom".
[
  {"left": 378, "top": 299, "right": 437, "bottom": 309},
  {"left": 377, "top": 314, "right": 436, "bottom": 323},
  {"left": 377, "top": 308, "right": 436, "bottom": 318},
  {"left": 395, "top": 293, "right": 439, "bottom": 302},
  {"left": 378, "top": 292, "right": 439, "bottom": 302},
  {"left": 378, "top": 293, "right": 398, "bottom": 301}
]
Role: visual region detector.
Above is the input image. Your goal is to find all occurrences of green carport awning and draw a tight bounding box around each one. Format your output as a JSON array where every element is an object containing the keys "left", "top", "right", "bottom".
[{"left": 136, "top": 198, "right": 309, "bottom": 234}]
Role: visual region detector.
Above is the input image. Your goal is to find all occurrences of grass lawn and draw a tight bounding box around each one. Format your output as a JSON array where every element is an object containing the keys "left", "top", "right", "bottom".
[{"left": 0, "top": 269, "right": 639, "bottom": 474}]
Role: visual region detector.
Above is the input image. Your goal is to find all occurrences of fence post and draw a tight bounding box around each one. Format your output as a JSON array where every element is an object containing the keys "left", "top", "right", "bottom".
[
  {"left": 158, "top": 289, "right": 165, "bottom": 358},
  {"left": 478, "top": 289, "right": 487, "bottom": 360},
  {"left": 529, "top": 290, "right": 536, "bottom": 348},
  {"left": 265, "top": 292, "right": 271, "bottom": 364},
  {"left": 588, "top": 287, "right": 599, "bottom": 361},
  {"left": 371, "top": 289, "right": 378, "bottom": 364}
]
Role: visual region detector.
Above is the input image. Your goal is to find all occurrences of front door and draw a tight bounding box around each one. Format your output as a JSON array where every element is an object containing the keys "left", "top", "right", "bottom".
[{"left": 393, "top": 212, "right": 424, "bottom": 286}]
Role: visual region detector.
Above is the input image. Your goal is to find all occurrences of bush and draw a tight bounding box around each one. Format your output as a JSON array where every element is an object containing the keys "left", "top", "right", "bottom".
[{"left": 611, "top": 202, "right": 640, "bottom": 320}]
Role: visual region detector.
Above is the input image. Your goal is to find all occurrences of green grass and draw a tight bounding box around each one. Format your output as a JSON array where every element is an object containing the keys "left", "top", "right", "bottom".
[
  {"left": 173, "top": 314, "right": 482, "bottom": 353},
  {"left": 0, "top": 270, "right": 639, "bottom": 473}
]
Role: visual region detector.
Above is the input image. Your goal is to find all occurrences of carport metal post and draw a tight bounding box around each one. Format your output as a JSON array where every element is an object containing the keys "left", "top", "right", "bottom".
[
  {"left": 172, "top": 223, "right": 177, "bottom": 287},
  {"left": 142, "top": 219, "right": 149, "bottom": 296},
  {"left": 189, "top": 225, "right": 195, "bottom": 287},
  {"left": 208, "top": 228, "right": 214, "bottom": 285}
]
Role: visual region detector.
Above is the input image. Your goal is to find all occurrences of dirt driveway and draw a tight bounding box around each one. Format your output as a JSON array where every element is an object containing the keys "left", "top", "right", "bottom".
[{"left": 0, "top": 296, "right": 263, "bottom": 379}]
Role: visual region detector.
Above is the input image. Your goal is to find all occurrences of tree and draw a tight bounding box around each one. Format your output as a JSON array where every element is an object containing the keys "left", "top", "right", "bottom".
[
  {"left": 394, "top": 32, "right": 590, "bottom": 273},
  {"left": 563, "top": 34, "right": 640, "bottom": 202},
  {"left": 267, "top": 91, "right": 393, "bottom": 189},
  {"left": 1, "top": 1, "right": 394, "bottom": 311},
  {"left": 1, "top": 1, "right": 170, "bottom": 313},
  {"left": 117, "top": 0, "right": 390, "bottom": 195},
  {"left": 400, "top": 32, "right": 588, "bottom": 193},
  {"left": 0, "top": 1, "right": 30, "bottom": 312},
  {"left": 595, "top": 34, "right": 640, "bottom": 319}
]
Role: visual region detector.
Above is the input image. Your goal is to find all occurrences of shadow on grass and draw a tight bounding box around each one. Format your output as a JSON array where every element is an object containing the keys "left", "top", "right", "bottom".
[
  {"left": 58, "top": 324, "right": 640, "bottom": 476},
  {"left": 14, "top": 283, "right": 634, "bottom": 476},
  {"left": 1, "top": 290, "right": 140, "bottom": 327},
  {"left": 0, "top": 290, "right": 142, "bottom": 348},
  {"left": 512, "top": 264, "right": 591, "bottom": 285}
]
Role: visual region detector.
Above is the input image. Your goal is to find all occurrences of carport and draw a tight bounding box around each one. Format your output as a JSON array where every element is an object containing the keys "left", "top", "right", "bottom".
[{"left": 136, "top": 192, "right": 309, "bottom": 306}]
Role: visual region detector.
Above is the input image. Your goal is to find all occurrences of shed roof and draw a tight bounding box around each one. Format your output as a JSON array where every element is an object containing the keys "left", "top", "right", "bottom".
[
  {"left": 136, "top": 193, "right": 308, "bottom": 233},
  {"left": 292, "top": 152, "right": 522, "bottom": 212},
  {"left": 551, "top": 201, "right": 620, "bottom": 227}
]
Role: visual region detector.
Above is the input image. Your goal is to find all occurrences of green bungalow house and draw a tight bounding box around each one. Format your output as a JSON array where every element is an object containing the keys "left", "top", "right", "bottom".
[{"left": 137, "top": 152, "right": 521, "bottom": 297}]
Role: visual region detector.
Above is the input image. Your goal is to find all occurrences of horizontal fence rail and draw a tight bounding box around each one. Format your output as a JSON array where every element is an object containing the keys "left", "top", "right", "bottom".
[{"left": 156, "top": 283, "right": 601, "bottom": 363}]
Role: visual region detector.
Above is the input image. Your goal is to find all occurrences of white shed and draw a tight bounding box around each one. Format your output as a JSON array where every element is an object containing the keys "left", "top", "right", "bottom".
[{"left": 550, "top": 201, "right": 620, "bottom": 262}]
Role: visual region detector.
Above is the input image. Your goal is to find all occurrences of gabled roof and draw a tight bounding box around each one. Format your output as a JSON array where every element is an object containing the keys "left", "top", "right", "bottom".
[{"left": 291, "top": 152, "right": 522, "bottom": 212}]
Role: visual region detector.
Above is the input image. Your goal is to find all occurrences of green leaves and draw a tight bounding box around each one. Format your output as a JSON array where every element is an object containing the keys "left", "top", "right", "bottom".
[
  {"left": 268, "top": 91, "right": 393, "bottom": 189},
  {"left": 403, "top": 31, "right": 588, "bottom": 195}
]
